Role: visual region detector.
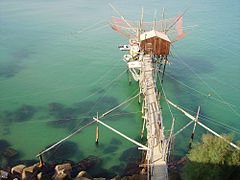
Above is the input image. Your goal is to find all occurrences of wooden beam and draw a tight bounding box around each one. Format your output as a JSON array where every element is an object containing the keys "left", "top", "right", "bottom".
[
  {"left": 109, "top": 3, "right": 137, "bottom": 33},
  {"left": 165, "top": 118, "right": 175, "bottom": 161},
  {"left": 188, "top": 106, "right": 200, "bottom": 150},
  {"left": 161, "top": 8, "right": 165, "bottom": 33},
  {"left": 160, "top": 96, "right": 240, "bottom": 150},
  {"left": 96, "top": 112, "right": 99, "bottom": 144},
  {"left": 93, "top": 117, "right": 149, "bottom": 150},
  {"left": 161, "top": 56, "right": 167, "bottom": 83}
]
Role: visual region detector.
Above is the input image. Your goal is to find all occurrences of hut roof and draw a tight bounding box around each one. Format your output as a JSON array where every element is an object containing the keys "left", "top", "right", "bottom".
[{"left": 140, "top": 30, "right": 171, "bottom": 42}]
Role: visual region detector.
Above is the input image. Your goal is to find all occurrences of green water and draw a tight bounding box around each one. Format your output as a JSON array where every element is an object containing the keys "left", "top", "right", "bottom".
[{"left": 0, "top": 0, "right": 239, "bottom": 176}]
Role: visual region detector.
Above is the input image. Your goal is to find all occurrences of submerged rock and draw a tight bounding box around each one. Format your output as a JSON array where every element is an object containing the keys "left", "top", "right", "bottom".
[
  {"left": 14, "top": 105, "right": 35, "bottom": 122},
  {"left": 2, "top": 148, "right": 18, "bottom": 159},
  {"left": 47, "top": 103, "right": 82, "bottom": 131},
  {"left": 109, "top": 164, "right": 124, "bottom": 177},
  {"left": 0, "top": 111, "right": 14, "bottom": 123},
  {"left": 103, "top": 145, "right": 118, "bottom": 154},
  {"left": 121, "top": 174, "right": 147, "bottom": 180},
  {"left": 0, "top": 140, "right": 10, "bottom": 153},
  {"left": 43, "top": 141, "right": 80, "bottom": 162},
  {"left": 119, "top": 147, "right": 141, "bottom": 162},
  {"left": 78, "top": 155, "right": 101, "bottom": 171},
  {"left": 110, "top": 138, "right": 122, "bottom": 146},
  {"left": 48, "top": 103, "right": 64, "bottom": 116},
  {"left": 123, "top": 162, "right": 141, "bottom": 176}
]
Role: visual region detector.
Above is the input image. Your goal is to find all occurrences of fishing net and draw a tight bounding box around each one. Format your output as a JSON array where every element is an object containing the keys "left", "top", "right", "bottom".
[{"left": 110, "top": 12, "right": 188, "bottom": 43}]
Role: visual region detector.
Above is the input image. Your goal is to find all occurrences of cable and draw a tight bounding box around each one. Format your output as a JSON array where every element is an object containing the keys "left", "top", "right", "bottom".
[
  {"left": 158, "top": 71, "right": 174, "bottom": 120},
  {"left": 171, "top": 45, "right": 240, "bottom": 118}
]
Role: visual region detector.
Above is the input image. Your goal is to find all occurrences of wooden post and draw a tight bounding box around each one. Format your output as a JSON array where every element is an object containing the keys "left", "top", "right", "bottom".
[
  {"left": 142, "top": 101, "right": 145, "bottom": 119},
  {"left": 165, "top": 118, "right": 175, "bottom": 161},
  {"left": 158, "top": 92, "right": 161, "bottom": 104},
  {"left": 38, "top": 152, "right": 43, "bottom": 167},
  {"left": 169, "top": 137, "right": 175, "bottom": 163},
  {"left": 96, "top": 112, "right": 99, "bottom": 144},
  {"left": 138, "top": 92, "right": 141, "bottom": 104},
  {"left": 158, "top": 55, "right": 163, "bottom": 72},
  {"left": 188, "top": 106, "right": 200, "bottom": 150},
  {"left": 129, "top": 70, "right": 132, "bottom": 85},
  {"left": 161, "top": 56, "right": 167, "bottom": 83},
  {"left": 161, "top": 8, "right": 165, "bottom": 33},
  {"left": 140, "top": 7, "right": 144, "bottom": 34},
  {"left": 141, "top": 118, "right": 146, "bottom": 140}
]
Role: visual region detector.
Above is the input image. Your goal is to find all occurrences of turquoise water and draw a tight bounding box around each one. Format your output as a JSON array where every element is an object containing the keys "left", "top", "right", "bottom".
[{"left": 0, "top": 0, "right": 239, "bottom": 175}]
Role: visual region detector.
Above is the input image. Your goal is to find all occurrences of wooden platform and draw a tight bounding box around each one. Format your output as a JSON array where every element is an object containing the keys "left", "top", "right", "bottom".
[{"left": 142, "top": 54, "right": 168, "bottom": 180}]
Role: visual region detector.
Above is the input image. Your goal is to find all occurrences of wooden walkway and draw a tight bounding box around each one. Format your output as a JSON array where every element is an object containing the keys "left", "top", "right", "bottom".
[{"left": 142, "top": 54, "right": 168, "bottom": 180}]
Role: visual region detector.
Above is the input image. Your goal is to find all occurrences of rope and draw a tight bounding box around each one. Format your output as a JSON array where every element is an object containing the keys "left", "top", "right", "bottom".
[
  {"left": 172, "top": 120, "right": 194, "bottom": 137},
  {"left": 158, "top": 72, "right": 174, "bottom": 120},
  {"left": 177, "top": 105, "right": 240, "bottom": 135},
  {"left": 93, "top": 117, "right": 149, "bottom": 150},
  {"left": 171, "top": 45, "right": 240, "bottom": 118},
  {"left": 160, "top": 96, "right": 240, "bottom": 150},
  {"left": 100, "top": 92, "right": 140, "bottom": 118},
  {"left": 37, "top": 120, "right": 95, "bottom": 157},
  {"left": 72, "top": 19, "right": 107, "bottom": 34},
  {"left": 36, "top": 92, "right": 140, "bottom": 157},
  {"left": 163, "top": 70, "right": 237, "bottom": 108}
]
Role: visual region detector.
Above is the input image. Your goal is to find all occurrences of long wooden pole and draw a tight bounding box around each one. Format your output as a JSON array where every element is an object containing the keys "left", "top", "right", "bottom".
[
  {"left": 141, "top": 117, "right": 146, "bottom": 140},
  {"left": 161, "top": 96, "right": 240, "bottom": 150},
  {"left": 96, "top": 112, "right": 99, "bottom": 144},
  {"left": 129, "top": 69, "right": 132, "bottom": 85},
  {"left": 38, "top": 152, "right": 44, "bottom": 167},
  {"left": 140, "top": 7, "right": 144, "bottom": 35},
  {"left": 188, "top": 106, "right": 200, "bottom": 150},
  {"left": 109, "top": 3, "right": 137, "bottom": 33},
  {"left": 161, "top": 8, "right": 165, "bottom": 33},
  {"left": 161, "top": 56, "right": 167, "bottom": 83},
  {"left": 165, "top": 118, "right": 175, "bottom": 161},
  {"left": 93, "top": 117, "right": 149, "bottom": 150}
]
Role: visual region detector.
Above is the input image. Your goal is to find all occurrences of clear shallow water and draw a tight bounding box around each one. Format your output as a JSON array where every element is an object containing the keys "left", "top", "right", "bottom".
[{"left": 0, "top": 0, "right": 239, "bottom": 176}]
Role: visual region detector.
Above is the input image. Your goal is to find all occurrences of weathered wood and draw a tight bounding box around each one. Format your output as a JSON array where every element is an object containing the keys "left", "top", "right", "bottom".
[
  {"left": 165, "top": 118, "right": 175, "bottom": 161},
  {"left": 161, "top": 56, "right": 167, "bottom": 83},
  {"left": 141, "top": 54, "right": 167, "bottom": 180},
  {"left": 161, "top": 8, "right": 165, "bottom": 33},
  {"left": 188, "top": 106, "right": 200, "bottom": 150},
  {"left": 38, "top": 153, "right": 43, "bottom": 167},
  {"left": 141, "top": 38, "right": 170, "bottom": 55},
  {"left": 96, "top": 112, "right": 99, "bottom": 144}
]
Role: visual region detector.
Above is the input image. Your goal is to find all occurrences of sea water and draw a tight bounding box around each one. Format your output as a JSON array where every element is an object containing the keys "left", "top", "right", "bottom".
[{"left": 0, "top": 0, "right": 239, "bottom": 176}]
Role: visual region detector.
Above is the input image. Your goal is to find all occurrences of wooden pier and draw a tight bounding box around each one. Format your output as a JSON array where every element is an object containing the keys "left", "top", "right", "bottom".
[{"left": 141, "top": 54, "right": 168, "bottom": 180}]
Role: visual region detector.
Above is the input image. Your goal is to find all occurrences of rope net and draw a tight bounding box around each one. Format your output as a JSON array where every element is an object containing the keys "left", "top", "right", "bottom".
[{"left": 110, "top": 12, "right": 188, "bottom": 43}]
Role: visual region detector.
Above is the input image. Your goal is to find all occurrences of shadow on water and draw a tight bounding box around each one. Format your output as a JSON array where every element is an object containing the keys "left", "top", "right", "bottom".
[
  {"left": 0, "top": 104, "right": 36, "bottom": 124},
  {"left": 0, "top": 48, "right": 35, "bottom": 78},
  {"left": 170, "top": 56, "right": 215, "bottom": 77},
  {"left": 43, "top": 141, "right": 83, "bottom": 163}
]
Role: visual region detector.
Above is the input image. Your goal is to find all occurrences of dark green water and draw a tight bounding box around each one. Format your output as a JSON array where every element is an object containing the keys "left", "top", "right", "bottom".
[{"left": 0, "top": 0, "right": 239, "bottom": 175}]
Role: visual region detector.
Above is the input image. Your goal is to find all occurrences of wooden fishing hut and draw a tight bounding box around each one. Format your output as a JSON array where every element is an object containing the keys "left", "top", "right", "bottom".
[{"left": 140, "top": 30, "right": 171, "bottom": 56}]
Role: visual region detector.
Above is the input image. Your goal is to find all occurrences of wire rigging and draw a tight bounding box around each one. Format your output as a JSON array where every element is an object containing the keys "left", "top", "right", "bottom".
[{"left": 171, "top": 45, "right": 240, "bottom": 118}]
